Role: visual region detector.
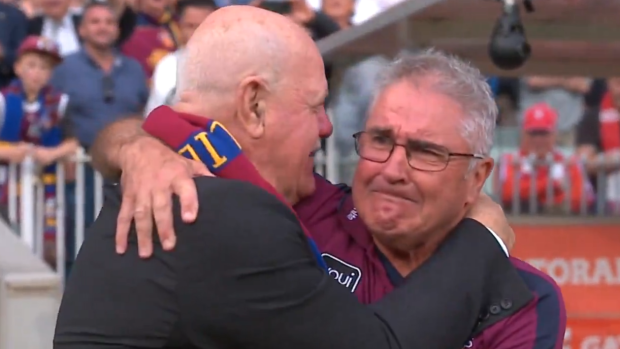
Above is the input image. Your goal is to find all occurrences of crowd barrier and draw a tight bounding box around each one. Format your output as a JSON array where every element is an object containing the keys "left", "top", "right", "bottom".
[{"left": 1, "top": 145, "right": 619, "bottom": 349}]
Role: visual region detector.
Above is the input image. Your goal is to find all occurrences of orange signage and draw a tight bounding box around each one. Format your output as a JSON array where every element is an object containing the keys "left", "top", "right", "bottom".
[
  {"left": 512, "top": 225, "right": 620, "bottom": 316},
  {"left": 564, "top": 318, "right": 620, "bottom": 349}
]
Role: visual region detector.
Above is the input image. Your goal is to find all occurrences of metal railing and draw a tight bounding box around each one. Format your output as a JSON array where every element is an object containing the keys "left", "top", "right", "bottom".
[
  {"left": 2, "top": 148, "right": 103, "bottom": 283},
  {"left": 1, "top": 144, "right": 618, "bottom": 281}
]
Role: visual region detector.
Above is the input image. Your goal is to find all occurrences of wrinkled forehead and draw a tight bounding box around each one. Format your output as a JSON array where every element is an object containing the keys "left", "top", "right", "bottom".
[{"left": 364, "top": 81, "right": 468, "bottom": 148}]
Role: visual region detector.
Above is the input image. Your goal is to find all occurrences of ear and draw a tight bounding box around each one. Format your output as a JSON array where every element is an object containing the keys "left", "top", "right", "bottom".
[
  {"left": 13, "top": 59, "right": 23, "bottom": 77},
  {"left": 466, "top": 157, "right": 494, "bottom": 203},
  {"left": 236, "top": 75, "right": 269, "bottom": 139},
  {"left": 78, "top": 23, "right": 86, "bottom": 39}
]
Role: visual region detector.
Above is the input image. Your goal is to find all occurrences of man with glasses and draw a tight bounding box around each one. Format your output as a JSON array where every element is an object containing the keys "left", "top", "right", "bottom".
[
  {"left": 55, "top": 7, "right": 533, "bottom": 346},
  {"left": 83, "top": 45, "right": 565, "bottom": 348}
]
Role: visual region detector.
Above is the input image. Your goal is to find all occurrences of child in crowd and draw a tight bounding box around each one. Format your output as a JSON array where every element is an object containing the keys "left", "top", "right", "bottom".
[{"left": 0, "top": 35, "right": 78, "bottom": 266}]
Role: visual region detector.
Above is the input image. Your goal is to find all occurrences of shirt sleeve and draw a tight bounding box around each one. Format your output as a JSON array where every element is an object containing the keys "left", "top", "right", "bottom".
[
  {"left": 144, "top": 54, "right": 174, "bottom": 117},
  {"left": 176, "top": 178, "right": 400, "bottom": 349},
  {"left": 176, "top": 178, "right": 517, "bottom": 349},
  {"left": 488, "top": 272, "right": 566, "bottom": 349},
  {"left": 576, "top": 108, "right": 602, "bottom": 151},
  {"left": 50, "top": 63, "right": 67, "bottom": 91},
  {"left": 486, "top": 227, "right": 509, "bottom": 256}
]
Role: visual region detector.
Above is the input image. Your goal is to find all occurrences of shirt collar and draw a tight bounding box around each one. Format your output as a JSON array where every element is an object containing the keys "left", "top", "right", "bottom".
[
  {"left": 44, "top": 12, "right": 72, "bottom": 26},
  {"left": 78, "top": 48, "right": 123, "bottom": 69}
]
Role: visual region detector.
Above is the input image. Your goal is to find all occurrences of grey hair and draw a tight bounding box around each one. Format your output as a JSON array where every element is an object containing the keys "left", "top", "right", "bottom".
[{"left": 371, "top": 48, "right": 498, "bottom": 157}]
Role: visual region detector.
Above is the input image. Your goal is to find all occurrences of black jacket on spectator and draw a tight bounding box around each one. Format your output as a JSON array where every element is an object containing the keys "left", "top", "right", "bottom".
[
  {"left": 306, "top": 11, "right": 340, "bottom": 41},
  {"left": 305, "top": 11, "right": 340, "bottom": 107},
  {"left": 0, "top": 3, "right": 28, "bottom": 87},
  {"left": 27, "top": 6, "right": 137, "bottom": 46}
]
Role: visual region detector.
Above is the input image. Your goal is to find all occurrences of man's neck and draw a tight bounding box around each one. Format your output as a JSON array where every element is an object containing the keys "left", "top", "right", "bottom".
[
  {"left": 48, "top": 10, "right": 68, "bottom": 22},
  {"left": 335, "top": 19, "right": 351, "bottom": 30},
  {"left": 376, "top": 218, "right": 463, "bottom": 276}
]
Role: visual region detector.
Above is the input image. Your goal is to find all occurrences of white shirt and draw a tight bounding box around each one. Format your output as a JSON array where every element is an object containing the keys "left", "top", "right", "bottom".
[
  {"left": 145, "top": 50, "right": 183, "bottom": 117},
  {"left": 41, "top": 14, "right": 81, "bottom": 57}
]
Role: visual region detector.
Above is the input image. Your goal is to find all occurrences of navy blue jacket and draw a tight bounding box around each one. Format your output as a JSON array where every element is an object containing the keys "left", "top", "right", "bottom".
[{"left": 0, "top": 3, "right": 27, "bottom": 88}]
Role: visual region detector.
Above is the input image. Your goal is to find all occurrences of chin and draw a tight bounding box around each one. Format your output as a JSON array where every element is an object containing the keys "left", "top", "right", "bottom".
[{"left": 298, "top": 175, "right": 316, "bottom": 200}]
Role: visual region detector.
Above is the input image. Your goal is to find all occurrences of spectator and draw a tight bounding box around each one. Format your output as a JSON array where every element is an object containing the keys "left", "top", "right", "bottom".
[
  {"left": 518, "top": 76, "right": 591, "bottom": 147},
  {"left": 121, "top": 0, "right": 186, "bottom": 80},
  {"left": 121, "top": 24, "right": 177, "bottom": 80},
  {"left": 50, "top": 1, "right": 147, "bottom": 272},
  {"left": 286, "top": 0, "right": 339, "bottom": 41},
  {"left": 576, "top": 77, "right": 620, "bottom": 213},
  {"left": 51, "top": 1, "right": 148, "bottom": 149},
  {"left": 27, "top": 0, "right": 136, "bottom": 56},
  {"left": 0, "top": 2, "right": 28, "bottom": 87},
  {"left": 0, "top": 36, "right": 78, "bottom": 265},
  {"left": 308, "top": 0, "right": 403, "bottom": 25},
  {"left": 317, "top": 0, "right": 352, "bottom": 28},
  {"left": 499, "top": 103, "right": 594, "bottom": 214},
  {"left": 332, "top": 55, "right": 388, "bottom": 182},
  {"left": 135, "top": 0, "right": 177, "bottom": 31},
  {"left": 145, "top": 0, "right": 216, "bottom": 115}
]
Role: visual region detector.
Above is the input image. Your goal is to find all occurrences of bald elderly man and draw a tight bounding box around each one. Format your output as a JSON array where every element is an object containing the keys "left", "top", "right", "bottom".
[{"left": 54, "top": 6, "right": 526, "bottom": 349}]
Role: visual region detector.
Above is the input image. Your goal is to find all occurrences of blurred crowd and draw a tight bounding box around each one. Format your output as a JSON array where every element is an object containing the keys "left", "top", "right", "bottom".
[{"left": 0, "top": 0, "right": 618, "bottom": 269}]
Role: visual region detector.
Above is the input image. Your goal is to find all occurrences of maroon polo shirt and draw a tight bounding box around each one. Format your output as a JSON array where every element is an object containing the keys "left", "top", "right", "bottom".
[
  {"left": 295, "top": 175, "right": 567, "bottom": 349},
  {"left": 143, "top": 107, "right": 566, "bottom": 349}
]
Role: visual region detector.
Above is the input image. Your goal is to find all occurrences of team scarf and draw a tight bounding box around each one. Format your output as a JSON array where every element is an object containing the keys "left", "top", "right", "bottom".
[
  {"left": 142, "top": 106, "right": 327, "bottom": 270},
  {"left": 599, "top": 92, "right": 620, "bottom": 152}
]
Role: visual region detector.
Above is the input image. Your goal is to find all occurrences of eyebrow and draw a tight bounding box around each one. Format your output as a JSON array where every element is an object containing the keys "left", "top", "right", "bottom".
[
  {"left": 366, "top": 127, "right": 394, "bottom": 137},
  {"left": 315, "top": 90, "right": 329, "bottom": 106},
  {"left": 366, "top": 127, "right": 448, "bottom": 152}
]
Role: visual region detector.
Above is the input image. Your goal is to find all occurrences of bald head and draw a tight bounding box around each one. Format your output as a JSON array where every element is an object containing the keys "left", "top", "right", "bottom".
[
  {"left": 175, "top": 5, "right": 330, "bottom": 205},
  {"left": 177, "top": 6, "right": 318, "bottom": 100}
]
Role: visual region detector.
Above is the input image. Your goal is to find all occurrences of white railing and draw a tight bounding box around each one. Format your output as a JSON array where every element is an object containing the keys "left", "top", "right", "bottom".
[
  {"left": 3, "top": 148, "right": 103, "bottom": 283},
  {"left": 1, "top": 144, "right": 618, "bottom": 280}
]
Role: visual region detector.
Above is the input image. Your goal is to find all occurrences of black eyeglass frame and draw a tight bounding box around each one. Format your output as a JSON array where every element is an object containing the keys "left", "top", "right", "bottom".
[{"left": 352, "top": 131, "right": 486, "bottom": 172}]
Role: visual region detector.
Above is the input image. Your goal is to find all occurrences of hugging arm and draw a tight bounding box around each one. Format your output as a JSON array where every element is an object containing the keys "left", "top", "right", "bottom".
[
  {"left": 90, "top": 118, "right": 210, "bottom": 256},
  {"left": 177, "top": 178, "right": 526, "bottom": 349}
]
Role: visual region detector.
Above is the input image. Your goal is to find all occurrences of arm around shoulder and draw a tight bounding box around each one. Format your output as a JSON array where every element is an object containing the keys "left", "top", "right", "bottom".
[
  {"left": 175, "top": 177, "right": 405, "bottom": 349},
  {"left": 89, "top": 117, "right": 146, "bottom": 179}
]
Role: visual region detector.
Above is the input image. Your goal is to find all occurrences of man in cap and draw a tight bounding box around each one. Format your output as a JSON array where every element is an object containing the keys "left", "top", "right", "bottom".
[{"left": 500, "top": 102, "right": 594, "bottom": 213}]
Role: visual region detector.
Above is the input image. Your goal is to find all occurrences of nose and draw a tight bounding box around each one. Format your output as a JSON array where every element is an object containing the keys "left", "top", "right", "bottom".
[
  {"left": 318, "top": 109, "right": 333, "bottom": 138},
  {"left": 381, "top": 145, "right": 409, "bottom": 184}
]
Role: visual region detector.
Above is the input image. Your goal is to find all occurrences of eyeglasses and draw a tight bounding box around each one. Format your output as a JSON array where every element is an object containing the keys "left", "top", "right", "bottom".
[
  {"left": 352, "top": 131, "right": 485, "bottom": 172},
  {"left": 102, "top": 75, "right": 115, "bottom": 104}
]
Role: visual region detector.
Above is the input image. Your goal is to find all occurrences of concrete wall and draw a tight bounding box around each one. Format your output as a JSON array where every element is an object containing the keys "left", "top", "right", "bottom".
[{"left": 0, "top": 220, "right": 62, "bottom": 349}]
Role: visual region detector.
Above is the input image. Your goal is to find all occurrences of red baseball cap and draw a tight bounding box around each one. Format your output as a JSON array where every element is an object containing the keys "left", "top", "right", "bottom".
[
  {"left": 523, "top": 103, "right": 557, "bottom": 131},
  {"left": 17, "top": 36, "right": 62, "bottom": 64}
]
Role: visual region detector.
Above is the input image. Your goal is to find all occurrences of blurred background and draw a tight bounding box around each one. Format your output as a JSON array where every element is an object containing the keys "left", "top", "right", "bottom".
[{"left": 0, "top": 0, "right": 618, "bottom": 348}]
